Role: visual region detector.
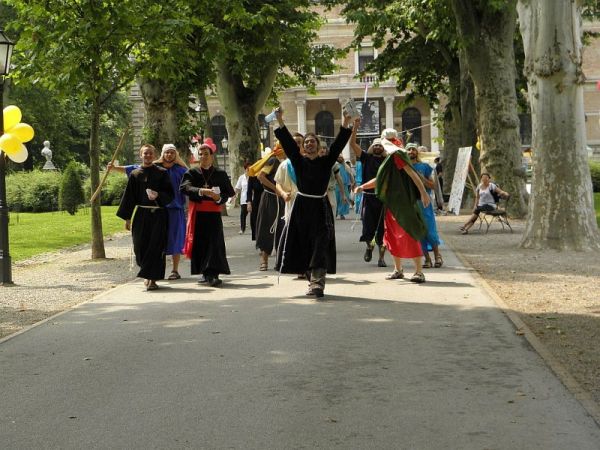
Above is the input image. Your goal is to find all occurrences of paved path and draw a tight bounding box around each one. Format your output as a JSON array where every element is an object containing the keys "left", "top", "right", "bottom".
[{"left": 1, "top": 220, "right": 599, "bottom": 449}]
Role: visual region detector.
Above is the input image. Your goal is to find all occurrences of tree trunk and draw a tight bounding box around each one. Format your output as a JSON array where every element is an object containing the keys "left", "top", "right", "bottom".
[
  {"left": 442, "top": 54, "right": 477, "bottom": 200},
  {"left": 139, "top": 78, "right": 179, "bottom": 150},
  {"left": 517, "top": 0, "right": 600, "bottom": 250},
  {"left": 450, "top": 0, "right": 528, "bottom": 218},
  {"left": 215, "top": 61, "right": 278, "bottom": 183},
  {"left": 90, "top": 98, "right": 105, "bottom": 259}
]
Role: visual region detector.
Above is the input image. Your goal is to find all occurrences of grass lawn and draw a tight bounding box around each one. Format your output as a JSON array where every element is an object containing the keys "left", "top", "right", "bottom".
[
  {"left": 8, "top": 206, "right": 125, "bottom": 262},
  {"left": 596, "top": 192, "right": 600, "bottom": 226}
]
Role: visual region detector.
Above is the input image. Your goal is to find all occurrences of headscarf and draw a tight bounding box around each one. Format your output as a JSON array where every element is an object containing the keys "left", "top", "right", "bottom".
[{"left": 154, "top": 143, "right": 188, "bottom": 168}]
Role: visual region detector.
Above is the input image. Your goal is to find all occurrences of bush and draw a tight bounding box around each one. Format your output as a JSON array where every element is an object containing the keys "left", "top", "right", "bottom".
[
  {"left": 83, "top": 171, "right": 129, "bottom": 206},
  {"left": 59, "top": 162, "right": 85, "bottom": 215},
  {"left": 590, "top": 160, "right": 600, "bottom": 193},
  {"left": 6, "top": 170, "right": 61, "bottom": 212}
]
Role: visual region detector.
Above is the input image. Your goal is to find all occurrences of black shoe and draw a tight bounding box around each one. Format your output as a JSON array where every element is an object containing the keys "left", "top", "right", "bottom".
[
  {"left": 363, "top": 245, "right": 374, "bottom": 262},
  {"left": 209, "top": 277, "right": 223, "bottom": 287},
  {"left": 306, "top": 287, "right": 324, "bottom": 298},
  {"left": 377, "top": 259, "right": 387, "bottom": 267}
]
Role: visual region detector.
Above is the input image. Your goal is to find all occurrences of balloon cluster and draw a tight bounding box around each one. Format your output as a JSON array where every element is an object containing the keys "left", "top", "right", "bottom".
[{"left": 0, "top": 106, "right": 34, "bottom": 163}]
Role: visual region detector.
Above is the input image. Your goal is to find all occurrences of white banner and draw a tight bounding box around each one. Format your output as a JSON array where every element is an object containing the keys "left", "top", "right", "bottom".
[{"left": 447, "top": 146, "right": 472, "bottom": 215}]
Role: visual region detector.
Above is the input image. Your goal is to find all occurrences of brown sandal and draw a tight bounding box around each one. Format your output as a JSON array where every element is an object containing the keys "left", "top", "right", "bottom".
[
  {"left": 434, "top": 256, "right": 443, "bottom": 268},
  {"left": 259, "top": 262, "right": 268, "bottom": 271}
]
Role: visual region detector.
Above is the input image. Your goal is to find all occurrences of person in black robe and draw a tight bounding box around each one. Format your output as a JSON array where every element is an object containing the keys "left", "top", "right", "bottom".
[
  {"left": 246, "top": 174, "right": 263, "bottom": 241},
  {"left": 117, "top": 144, "right": 174, "bottom": 291},
  {"left": 180, "top": 138, "right": 235, "bottom": 287},
  {"left": 350, "top": 122, "right": 388, "bottom": 266},
  {"left": 274, "top": 109, "right": 352, "bottom": 298},
  {"left": 255, "top": 153, "right": 286, "bottom": 271}
]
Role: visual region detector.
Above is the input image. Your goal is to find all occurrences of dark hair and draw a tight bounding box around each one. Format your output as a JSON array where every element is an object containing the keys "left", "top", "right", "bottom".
[
  {"left": 304, "top": 132, "right": 321, "bottom": 147},
  {"left": 292, "top": 132, "right": 304, "bottom": 140},
  {"left": 480, "top": 172, "right": 490, "bottom": 178}
]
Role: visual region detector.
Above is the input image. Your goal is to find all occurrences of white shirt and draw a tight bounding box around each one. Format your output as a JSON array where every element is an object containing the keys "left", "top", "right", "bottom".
[
  {"left": 477, "top": 182, "right": 497, "bottom": 207},
  {"left": 235, "top": 173, "right": 249, "bottom": 204}
]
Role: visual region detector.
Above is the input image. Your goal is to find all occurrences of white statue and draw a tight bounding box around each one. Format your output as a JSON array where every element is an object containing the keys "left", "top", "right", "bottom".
[{"left": 41, "top": 140, "right": 57, "bottom": 170}]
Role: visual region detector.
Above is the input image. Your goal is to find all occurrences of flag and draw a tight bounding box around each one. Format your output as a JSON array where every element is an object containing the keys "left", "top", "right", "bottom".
[{"left": 363, "top": 83, "right": 369, "bottom": 103}]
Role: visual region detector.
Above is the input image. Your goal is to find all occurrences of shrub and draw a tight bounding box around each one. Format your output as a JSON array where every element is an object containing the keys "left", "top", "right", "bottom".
[
  {"left": 59, "top": 162, "right": 85, "bottom": 215},
  {"left": 83, "top": 171, "right": 129, "bottom": 206},
  {"left": 590, "top": 160, "right": 600, "bottom": 193},
  {"left": 6, "top": 170, "right": 61, "bottom": 212}
]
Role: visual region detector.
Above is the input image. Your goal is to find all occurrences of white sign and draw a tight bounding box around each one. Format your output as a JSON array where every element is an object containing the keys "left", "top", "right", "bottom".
[{"left": 447, "top": 146, "right": 472, "bottom": 215}]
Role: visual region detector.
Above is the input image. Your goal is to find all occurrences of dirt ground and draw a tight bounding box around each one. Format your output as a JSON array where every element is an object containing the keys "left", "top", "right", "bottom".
[
  {"left": 436, "top": 214, "right": 600, "bottom": 408},
  {"left": 1, "top": 214, "right": 599, "bottom": 413}
]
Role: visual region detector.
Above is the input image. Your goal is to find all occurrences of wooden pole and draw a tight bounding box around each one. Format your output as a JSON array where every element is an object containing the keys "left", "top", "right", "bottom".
[{"left": 90, "top": 126, "right": 130, "bottom": 203}]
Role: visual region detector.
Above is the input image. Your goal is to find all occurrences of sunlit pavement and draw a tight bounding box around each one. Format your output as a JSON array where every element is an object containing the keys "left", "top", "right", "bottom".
[{"left": 1, "top": 219, "right": 599, "bottom": 449}]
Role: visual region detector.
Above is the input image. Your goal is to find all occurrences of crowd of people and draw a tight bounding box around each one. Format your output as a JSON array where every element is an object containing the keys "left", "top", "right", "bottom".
[{"left": 116, "top": 111, "right": 506, "bottom": 298}]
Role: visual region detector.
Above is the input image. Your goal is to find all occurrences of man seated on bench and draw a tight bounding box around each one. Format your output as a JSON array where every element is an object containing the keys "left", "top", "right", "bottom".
[{"left": 459, "top": 173, "right": 509, "bottom": 234}]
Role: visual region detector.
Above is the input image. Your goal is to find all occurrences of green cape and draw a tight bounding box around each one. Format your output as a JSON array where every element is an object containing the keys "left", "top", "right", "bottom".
[{"left": 375, "top": 150, "right": 427, "bottom": 241}]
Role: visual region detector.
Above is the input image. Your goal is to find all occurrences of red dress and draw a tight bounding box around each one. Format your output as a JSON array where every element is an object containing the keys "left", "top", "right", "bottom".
[{"left": 382, "top": 154, "right": 423, "bottom": 258}]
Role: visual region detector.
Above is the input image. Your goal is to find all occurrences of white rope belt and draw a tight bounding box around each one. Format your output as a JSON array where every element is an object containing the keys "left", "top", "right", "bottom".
[
  {"left": 137, "top": 205, "right": 161, "bottom": 209},
  {"left": 276, "top": 190, "right": 328, "bottom": 284}
]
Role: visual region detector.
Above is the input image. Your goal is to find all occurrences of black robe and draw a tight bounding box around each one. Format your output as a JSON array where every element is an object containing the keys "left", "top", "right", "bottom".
[
  {"left": 180, "top": 166, "right": 235, "bottom": 277},
  {"left": 255, "top": 157, "right": 285, "bottom": 254},
  {"left": 359, "top": 152, "right": 386, "bottom": 246},
  {"left": 247, "top": 176, "right": 264, "bottom": 241},
  {"left": 117, "top": 164, "right": 174, "bottom": 280},
  {"left": 274, "top": 125, "right": 352, "bottom": 274}
]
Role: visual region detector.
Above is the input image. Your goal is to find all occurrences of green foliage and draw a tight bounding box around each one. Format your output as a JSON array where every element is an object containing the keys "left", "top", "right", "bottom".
[
  {"left": 590, "top": 160, "right": 600, "bottom": 193},
  {"left": 8, "top": 206, "right": 124, "bottom": 262},
  {"left": 83, "top": 172, "right": 129, "bottom": 206},
  {"left": 59, "top": 162, "right": 85, "bottom": 215},
  {"left": 6, "top": 170, "right": 61, "bottom": 213}
]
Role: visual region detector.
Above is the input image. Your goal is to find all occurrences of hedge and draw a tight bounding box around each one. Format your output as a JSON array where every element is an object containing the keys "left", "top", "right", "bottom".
[
  {"left": 590, "top": 160, "right": 600, "bottom": 193},
  {"left": 7, "top": 169, "right": 128, "bottom": 212}
]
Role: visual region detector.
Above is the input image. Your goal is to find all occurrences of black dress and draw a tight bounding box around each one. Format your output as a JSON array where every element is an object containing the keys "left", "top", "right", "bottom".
[
  {"left": 255, "top": 157, "right": 285, "bottom": 255},
  {"left": 247, "top": 176, "right": 264, "bottom": 241},
  {"left": 274, "top": 125, "right": 352, "bottom": 274},
  {"left": 117, "top": 165, "right": 174, "bottom": 280},
  {"left": 180, "top": 166, "right": 235, "bottom": 278},
  {"left": 359, "top": 152, "right": 386, "bottom": 246}
]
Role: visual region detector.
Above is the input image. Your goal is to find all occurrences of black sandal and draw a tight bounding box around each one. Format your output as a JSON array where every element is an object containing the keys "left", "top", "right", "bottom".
[
  {"left": 434, "top": 256, "right": 443, "bottom": 268},
  {"left": 167, "top": 271, "right": 181, "bottom": 280}
]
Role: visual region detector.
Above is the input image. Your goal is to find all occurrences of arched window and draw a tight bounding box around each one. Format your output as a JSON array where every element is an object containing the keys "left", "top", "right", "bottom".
[
  {"left": 211, "top": 115, "right": 228, "bottom": 153},
  {"left": 315, "top": 110, "right": 335, "bottom": 148},
  {"left": 402, "top": 107, "right": 422, "bottom": 145}
]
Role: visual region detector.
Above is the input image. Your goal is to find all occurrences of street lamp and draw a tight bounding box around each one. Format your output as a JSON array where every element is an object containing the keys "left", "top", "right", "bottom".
[
  {"left": 0, "top": 29, "right": 14, "bottom": 285},
  {"left": 221, "top": 137, "right": 228, "bottom": 152},
  {"left": 260, "top": 122, "right": 269, "bottom": 143}
]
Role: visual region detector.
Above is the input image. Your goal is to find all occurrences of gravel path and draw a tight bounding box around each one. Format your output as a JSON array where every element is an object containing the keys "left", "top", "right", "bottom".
[{"left": 1, "top": 213, "right": 599, "bottom": 412}]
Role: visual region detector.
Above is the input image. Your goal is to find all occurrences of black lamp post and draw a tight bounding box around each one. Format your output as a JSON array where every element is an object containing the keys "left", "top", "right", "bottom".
[
  {"left": 221, "top": 137, "right": 228, "bottom": 153},
  {"left": 0, "top": 29, "right": 14, "bottom": 285},
  {"left": 259, "top": 121, "right": 269, "bottom": 146}
]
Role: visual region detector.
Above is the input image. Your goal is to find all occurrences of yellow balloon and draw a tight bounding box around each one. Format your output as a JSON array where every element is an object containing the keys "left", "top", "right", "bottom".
[
  {"left": 3, "top": 105, "right": 22, "bottom": 131},
  {"left": 0, "top": 133, "right": 21, "bottom": 153},
  {"left": 7, "top": 143, "right": 28, "bottom": 163},
  {"left": 475, "top": 139, "right": 481, "bottom": 151},
  {"left": 9, "top": 123, "right": 35, "bottom": 142}
]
